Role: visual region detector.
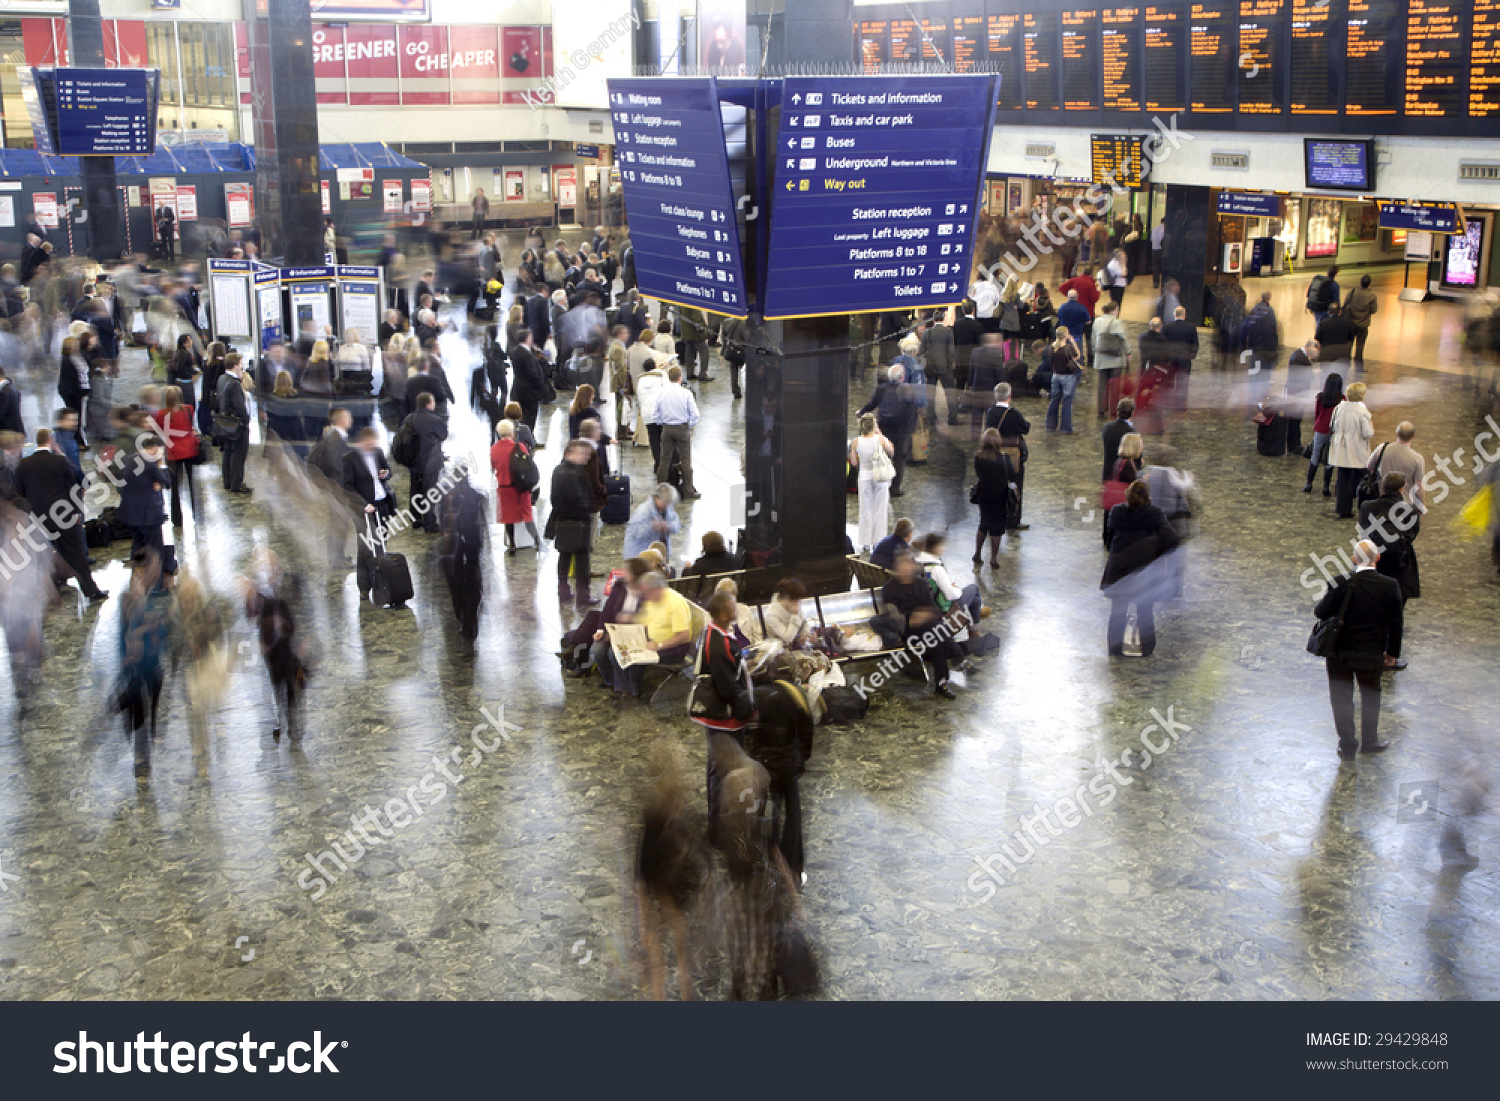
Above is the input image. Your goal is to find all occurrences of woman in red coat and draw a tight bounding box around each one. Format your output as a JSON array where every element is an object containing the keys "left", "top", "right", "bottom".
[
  {"left": 155, "top": 385, "right": 199, "bottom": 528},
  {"left": 490, "top": 419, "right": 541, "bottom": 554}
]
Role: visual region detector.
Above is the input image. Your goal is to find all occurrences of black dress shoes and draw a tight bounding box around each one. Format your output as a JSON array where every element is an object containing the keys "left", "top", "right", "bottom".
[
  {"left": 1360, "top": 742, "right": 1391, "bottom": 754},
  {"left": 933, "top": 682, "right": 957, "bottom": 700}
]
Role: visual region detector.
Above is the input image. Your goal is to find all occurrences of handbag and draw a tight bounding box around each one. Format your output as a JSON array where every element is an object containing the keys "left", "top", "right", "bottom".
[
  {"left": 868, "top": 439, "right": 896, "bottom": 484},
  {"left": 1356, "top": 443, "right": 1389, "bottom": 507},
  {"left": 968, "top": 483, "right": 981, "bottom": 504},
  {"left": 1306, "top": 576, "right": 1358, "bottom": 658},
  {"left": 552, "top": 518, "right": 590, "bottom": 553}
]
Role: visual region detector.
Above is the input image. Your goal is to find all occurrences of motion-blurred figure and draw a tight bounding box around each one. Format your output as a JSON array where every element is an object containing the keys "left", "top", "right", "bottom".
[
  {"left": 0, "top": 500, "right": 55, "bottom": 708},
  {"left": 242, "top": 551, "right": 307, "bottom": 742},
  {"left": 117, "top": 551, "right": 172, "bottom": 778},
  {"left": 438, "top": 474, "right": 486, "bottom": 646},
  {"left": 172, "top": 571, "right": 228, "bottom": 775},
  {"left": 635, "top": 740, "right": 705, "bottom": 1000}
]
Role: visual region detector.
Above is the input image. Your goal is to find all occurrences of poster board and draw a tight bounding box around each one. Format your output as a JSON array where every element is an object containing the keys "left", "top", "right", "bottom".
[
  {"left": 555, "top": 166, "right": 576, "bottom": 208},
  {"left": 254, "top": 265, "right": 283, "bottom": 351},
  {"left": 505, "top": 168, "right": 525, "bottom": 200},
  {"left": 33, "top": 191, "right": 58, "bottom": 229},
  {"left": 411, "top": 178, "right": 432, "bottom": 212},
  {"left": 210, "top": 274, "right": 251, "bottom": 338},
  {"left": 0, "top": 196, "right": 15, "bottom": 229},
  {"left": 382, "top": 180, "right": 403, "bottom": 213},
  {"left": 321, "top": 180, "right": 332, "bottom": 214},
  {"left": 225, "top": 182, "right": 254, "bottom": 227},
  {"left": 175, "top": 184, "right": 198, "bottom": 222}
]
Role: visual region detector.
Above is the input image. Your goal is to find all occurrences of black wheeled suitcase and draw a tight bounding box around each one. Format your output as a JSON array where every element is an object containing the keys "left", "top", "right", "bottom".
[
  {"left": 602, "top": 473, "right": 630, "bottom": 524},
  {"left": 365, "top": 516, "right": 413, "bottom": 608}
]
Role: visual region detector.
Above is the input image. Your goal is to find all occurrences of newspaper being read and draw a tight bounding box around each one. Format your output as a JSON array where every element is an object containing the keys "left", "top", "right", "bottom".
[{"left": 606, "top": 623, "right": 659, "bottom": 668}]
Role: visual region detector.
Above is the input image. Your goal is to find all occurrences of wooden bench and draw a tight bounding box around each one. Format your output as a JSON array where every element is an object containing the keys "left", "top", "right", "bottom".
[
  {"left": 846, "top": 554, "right": 894, "bottom": 590},
  {"left": 666, "top": 568, "right": 746, "bottom": 605}
]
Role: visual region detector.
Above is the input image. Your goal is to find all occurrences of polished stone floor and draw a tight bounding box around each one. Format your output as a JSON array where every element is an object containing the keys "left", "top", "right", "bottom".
[{"left": 1, "top": 281, "right": 1498, "bottom": 1001}]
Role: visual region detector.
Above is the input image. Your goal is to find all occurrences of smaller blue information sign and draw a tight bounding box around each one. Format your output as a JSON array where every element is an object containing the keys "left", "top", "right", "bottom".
[
  {"left": 52, "top": 68, "right": 154, "bottom": 156},
  {"left": 1377, "top": 200, "right": 1465, "bottom": 235},
  {"left": 1216, "top": 192, "right": 1282, "bottom": 218},
  {"left": 607, "top": 77, "right": 748, "bottom": 318}
]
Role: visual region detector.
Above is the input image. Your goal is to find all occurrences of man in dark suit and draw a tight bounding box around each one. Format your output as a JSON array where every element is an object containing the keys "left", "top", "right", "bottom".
[
  {"left": 306, "top": 406, "right": 352, "bottom": 485},
  {"left": 549, "top": 439, "right": 599, "bottom": 607},
  {"left": 406, "top": 392, "right": 448, "bottom": 532},
  {"left": 983, "top": 382, "right": 1031, "bottom": 530},
  {"left": 215, "top": 354, "right": 252, "bottom": 493},
  {"left": 1357, "top": 472, "right": 1421, "bottom": 605},
  {"left": 952, "top": 302, "right": 982, "bottom": 392},
  {"left": 1138, "top": 317, "right": 1172, "bottom": 371},
  {"left": 1314, "top": 539, "right": 1405, "bottom": 759},
  {"left": 965, "top": 332, "right": 1007, "bottom": 440},
  {"left": 1315, "top": 304, "right": 1356, "bottom": 363},
  {"left": 342, "top": 427, "right": 395, "bottom": 598},
  {"left": 118, "top": 434, "right": 173, "bottom": 568},
  {"left": 1162, "top": 306, "right": 1198, "bottom": 375},
  {"left": 509, "top": 329, "right": 549, "bottom": 433},
  {"left": 15, "top": 428, "right": 106, "bottom": 600},
  {"left": 0, "top": 368, "right": 22, "bottom": 435},
  {"left": 404, "top": 357, "right": 455, "bottom": 418},
  {"left": 1101, "top": 398, "right": 1136, "bottom": 483},
  {"left": 526, "top": 289, "right": 551, "bottom": 349}
]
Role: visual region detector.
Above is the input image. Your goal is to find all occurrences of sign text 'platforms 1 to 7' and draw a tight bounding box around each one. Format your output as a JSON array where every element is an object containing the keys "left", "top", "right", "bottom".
[
  {"left": 608, "top": 77, "right": 748, "bottom": 318},
  {"left": 762, "top": 74, "right": 998, "bottom": 320}
]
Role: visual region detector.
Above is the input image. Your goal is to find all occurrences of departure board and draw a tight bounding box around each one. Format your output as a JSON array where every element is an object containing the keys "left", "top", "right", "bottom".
[
  {"left": 1189, "top": 3, "right": 1236, "bottom": 112},
  {"left": 1291, "top": 0, "right": 1340, "bottom": 114},
  {"left": 1091, "top": 133, "right": 1151, "bottom": 187},
  {"left": 1024, "top": 12, "right": 1061, "bottom": 109},
  {"left": 1103, "top": 7, "right": 1143, "bottom": 111},
  {"left": 1145, "top": 5, "right": 1187, "bottom": 109},
  {"left": 1475, "top": 0, "right": 1500, "bottom": 116},
  {"left": 891, "top": 18, "right": 920, "bottom": 66},
  {"left": 1405, "top": 0, "right": 1469, "bottom": 118},
  {"left": 988, "top": 14, "right": 1023, "bottom": 109},
  {"left": 1346, "top": 0, "right": 1403, "bottom": 113},
  {"left": 1062, "top": 10, "right": 1101, "bottom": 109},
  {"left": 856, "top": 20, "right": 888, "bottom": 74},
  {"left": 920, "top": 18, "right": 952, "bottom": 64},
  {"left": 1238, "top": 0, "right": 1286, "bottom": 113},
  {"left": 952, "top": 15, "right": 986, "bottom": 71}
]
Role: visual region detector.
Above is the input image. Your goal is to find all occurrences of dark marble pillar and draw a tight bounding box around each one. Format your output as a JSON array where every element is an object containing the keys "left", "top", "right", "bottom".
[
  {"left": 743, "top": 316, "right": 849, "bottom": 588},
  {"left": 66, "top": 0, "right": 123, "bottom": 260},
  {"left": 242, "top": 0, "right": 322, "bottom": 267},
  {"left": 1161, "top": 184, "right": 1211, "bottom": 326}
]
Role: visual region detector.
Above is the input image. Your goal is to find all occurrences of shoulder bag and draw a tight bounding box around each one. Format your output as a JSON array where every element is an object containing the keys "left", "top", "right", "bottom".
[
  {"left": 1306, "top": 576, "right": 1358, "bottom": 658},
  {"left": 1356, "top": 442, "right": 1389, "bottom": 507},
  {"left": 552, "top": 518, "right": 591, "bottom": 553},
  {"left": 868, "top": 439, "right": 896, "bottom": 484}
]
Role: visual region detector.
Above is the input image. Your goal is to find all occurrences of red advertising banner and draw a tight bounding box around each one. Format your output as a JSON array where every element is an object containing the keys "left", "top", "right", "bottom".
[
  {"left": 312, "top": 25, "right": 347, "bottom": 104},
  {"left": 108, "top": 21, "right": 148, "bottom": 69},
  {"left": 398, "top": 24, "right": 449, "bottom": 104},
  {"left": 346, "top": 25, "right": 399, "bottom": 105},
  {"left": 450, "top": 25, "right": 500, "bottom": 104},
  {"left": 501, "top": 27, "right": 543, "bottom": 78}
]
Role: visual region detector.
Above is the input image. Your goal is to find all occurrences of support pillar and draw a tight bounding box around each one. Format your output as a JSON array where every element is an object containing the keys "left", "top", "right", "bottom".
[
  {"left": 241, "top": 0, "right": 323, "bottom": 267},
  {"left": 1161, "top": 184, "right": 1211, "bottom": 326},
  {"left": 66, "top": 0, "right": 123, "bottom": 261}
]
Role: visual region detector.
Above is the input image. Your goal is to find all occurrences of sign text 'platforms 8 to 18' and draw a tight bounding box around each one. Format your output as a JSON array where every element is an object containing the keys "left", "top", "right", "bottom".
[
  {"left": 608, "top": 77, "right": 748, "bottom": 318},
  {"left": 762, "top": 74, "right": 998, "bottom": 319}
]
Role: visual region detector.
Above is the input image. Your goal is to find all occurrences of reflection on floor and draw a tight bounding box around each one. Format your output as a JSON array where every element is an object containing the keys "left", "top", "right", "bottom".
[{"left": 1, "top": 287, "right": 1498, "bottom": 1001}]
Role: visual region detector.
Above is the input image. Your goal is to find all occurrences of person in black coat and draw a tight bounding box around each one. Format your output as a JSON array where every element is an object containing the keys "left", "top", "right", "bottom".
[
  {"left": 548, "top": 440, "right": 598, "bottom": 606},
  {"left": 965, "top": 332, "right": 1006, "bottom": 438},
  {"left": 0, "top": 369, "right": 22, "bottom": 435},
  {"left": 1101, "top": 399, "right": 1136, "bottom": 483},
  {"left": 343, "top": 427, "right": 395, "bottom": 597},
  {"left": 525, "top": 289, "right": 552, "bottom": 348},
  {"left": 1313, "top": 539, "right": 1405, "bottom": 757},
  {"left": 1100, "top": 479, "right": 1180, "bottom": 657},
  {"left": 972, "top": 428, "right": 1018, "bottom": 566},
  {"left": 215, "top": 356, "right": 252, "bottom": 493},
  {"left": 405, "top": 393, "right": 449, "bottom": 532},
  {"left": 858, "top": 364, "right": 918, "bottom": 497},
  {"left": 1357, "top": 473, "right": 1421, "bottom": 604},
  {"left": 508, "top": 333, "right": 549, "bottom": 433},
  {"left": 15, "top": 430, "right": 106, "bottom": 599},
  {"left": 438, "top": 479, "right": 486, "bottom": 645},
  {"left": 168, "top": 334, "right": 200, "bottom": 407},
  {"left": 982, "top": 383, "right": 1030, "bottom": 531},
  {"left": 881, "top": 551, "right": 968, "bottom": 698},
  {"left": 118, "top": 434, "right": 173, "bottom": 568},
  {"left": 746, "top": 677, "right": 815, "bottom": 881},
  {"left": 685, "top": 530, "right": 740, "bottom": 578},
  {"left": 403, "top": 357, "right": 454, "bottom": 418}
]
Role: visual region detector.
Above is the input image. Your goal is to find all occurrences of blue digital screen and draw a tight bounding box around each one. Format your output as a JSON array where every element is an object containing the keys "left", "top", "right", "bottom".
[
  {"left": 52, "top": 68, "right": 154, "bottom": 157},
  {"left": 1304, "top": 139, "right": 1374, "bottom": 191}
]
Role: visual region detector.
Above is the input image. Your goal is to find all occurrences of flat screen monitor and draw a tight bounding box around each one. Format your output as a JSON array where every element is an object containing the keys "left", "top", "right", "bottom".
[
  {"left": 1304, "top": 138, "right": 1375, "bottom": 191},
  {"left": 1442, "top": 216, "right": 1486, "bottom": 288}
]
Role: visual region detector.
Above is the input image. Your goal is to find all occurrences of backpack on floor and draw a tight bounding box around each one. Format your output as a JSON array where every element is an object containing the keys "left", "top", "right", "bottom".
[{"left": 820, "top": 685, "right": 869, "bottom": 724}]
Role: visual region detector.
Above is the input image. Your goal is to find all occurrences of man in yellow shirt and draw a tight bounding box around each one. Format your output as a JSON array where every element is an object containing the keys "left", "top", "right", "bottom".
[{"left": 616, "top": 573, "right": 695, "bottom": 698}]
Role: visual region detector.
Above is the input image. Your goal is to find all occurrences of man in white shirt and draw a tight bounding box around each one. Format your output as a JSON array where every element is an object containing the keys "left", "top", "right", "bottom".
[
  {"left": 654, "top": 366, "right": 701, "bottom": 499},
  {"left": 1105, "top": 249, "right": 1129, "bottom": 308},
  {"left": 1150, "top": 222, "right": 1165, "bottom": 287},
  {"left": 971, "top": 276, "right": 1000, "bottom": 332}
]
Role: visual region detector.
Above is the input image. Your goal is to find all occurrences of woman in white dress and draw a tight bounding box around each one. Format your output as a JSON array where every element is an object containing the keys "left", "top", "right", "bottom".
[{"left": 848, "top": 413, "right": 895, "bottom": 553}]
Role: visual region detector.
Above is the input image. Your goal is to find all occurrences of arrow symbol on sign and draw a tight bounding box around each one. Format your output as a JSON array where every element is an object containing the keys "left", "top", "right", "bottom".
[
  {"left": 786, "top": 159, "right": 795, "bottom": 168},
  {"left": 787, "top": 138, "right": 796, "bottom": 149},
  {"left": 792, "top": 93, "right": 801, "bottom": 104},
  {"left": 785, "top": 181, "right": 794, "bottom": 191},
  {"left": 949, "top": 283, "right": 958, "bottom": 292}
]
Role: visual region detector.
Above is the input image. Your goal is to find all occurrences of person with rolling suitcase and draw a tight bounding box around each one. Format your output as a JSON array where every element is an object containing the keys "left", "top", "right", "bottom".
[{"left": 342, "top": 428, "right": 410, "bottom": 606}]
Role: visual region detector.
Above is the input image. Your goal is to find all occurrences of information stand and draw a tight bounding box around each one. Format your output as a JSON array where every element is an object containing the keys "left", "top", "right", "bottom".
[
  {"left": 206, "top": 258, "right": 255, "bottom": 345},
  {"left": 334, "top": 266, "right": 386, "bottom": 347},
  {"left": 281, "top": 267, "right": 338, "bottom": 349},
  {"left": 254, "top": 264, "right": 283, "bottom": 351}
]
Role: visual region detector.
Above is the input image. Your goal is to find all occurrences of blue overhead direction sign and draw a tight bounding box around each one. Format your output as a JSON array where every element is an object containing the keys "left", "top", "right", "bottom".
[
  {"left": 764, "top": 74, "right": 998, "bottom": 319},
  {"left": 1377, "top": 200, "right": 1465, "bottom": 235},
  {"left": 52, "top": 68, "right": 154, "bottom": 157},
  {"left": 1216, "top": 192, "right": 1283, "bottom": 218},
  {"left": 608, "top": 76, "right": 749, "bottom": 318}
]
